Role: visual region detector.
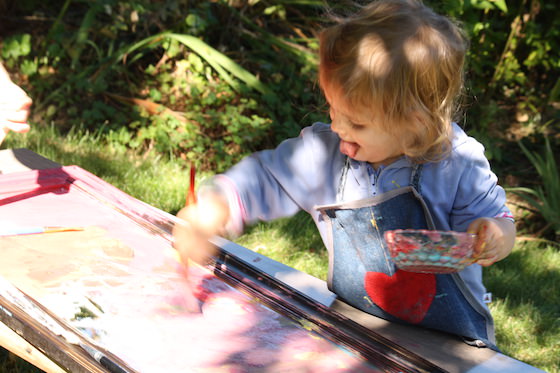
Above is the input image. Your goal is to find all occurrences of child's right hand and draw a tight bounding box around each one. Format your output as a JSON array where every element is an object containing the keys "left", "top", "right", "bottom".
[{"left": 172, "top": 193, "right": 230, "bottom": 265}]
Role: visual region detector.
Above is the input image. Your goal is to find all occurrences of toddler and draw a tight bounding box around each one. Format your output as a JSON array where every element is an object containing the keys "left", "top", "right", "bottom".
[{"left": 173, "top": 0, "right": 516, "bottom": 350}]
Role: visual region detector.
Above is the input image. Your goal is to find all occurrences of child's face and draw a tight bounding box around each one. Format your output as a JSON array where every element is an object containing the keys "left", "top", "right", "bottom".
[{"left": 329, "top": 101, "right": 404, "bottom": 168}]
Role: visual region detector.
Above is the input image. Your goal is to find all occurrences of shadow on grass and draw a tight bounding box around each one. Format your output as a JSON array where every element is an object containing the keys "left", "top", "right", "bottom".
[{"left": 5, "top": 127, "right": 134, "bottom": 185}]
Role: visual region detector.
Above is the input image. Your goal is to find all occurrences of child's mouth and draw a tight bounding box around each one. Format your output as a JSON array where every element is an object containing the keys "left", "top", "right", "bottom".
[{"left": 339, "top": 139, "right": 359, "bottom": 158}]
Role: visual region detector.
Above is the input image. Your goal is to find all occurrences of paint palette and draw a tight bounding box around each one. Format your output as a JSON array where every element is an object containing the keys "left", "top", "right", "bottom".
[{"left": 384, "top": 229, "right": 477, "bottom": 274}]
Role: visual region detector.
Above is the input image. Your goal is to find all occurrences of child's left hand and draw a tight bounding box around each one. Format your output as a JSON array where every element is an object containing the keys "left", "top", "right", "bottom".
[{"left": 467, "top": 217, "right": 516, "bottom": 267}]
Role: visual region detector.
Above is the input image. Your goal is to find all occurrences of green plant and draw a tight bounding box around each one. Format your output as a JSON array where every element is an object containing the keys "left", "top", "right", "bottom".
[
  {"left": 508, "top": 137, "right": 560, "bottom": 237},
  {"left": 428, "top": 0, "right": 560, "bottom": 139},
  {"left": 1, "top": 0, "right": 327, "bottom": 170},
  {"left": 1, "top": 33, "right": 32, "bottom": 62}
]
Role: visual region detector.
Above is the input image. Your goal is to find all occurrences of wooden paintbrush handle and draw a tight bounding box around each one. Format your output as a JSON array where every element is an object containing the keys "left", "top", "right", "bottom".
[{"left": 185, "top": 163, "right": 197, "bottom": 206}]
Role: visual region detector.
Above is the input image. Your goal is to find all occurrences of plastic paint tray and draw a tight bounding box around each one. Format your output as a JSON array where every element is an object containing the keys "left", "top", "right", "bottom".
[{"left": 384, "top": 229, "right": 477, "bottom": 274}]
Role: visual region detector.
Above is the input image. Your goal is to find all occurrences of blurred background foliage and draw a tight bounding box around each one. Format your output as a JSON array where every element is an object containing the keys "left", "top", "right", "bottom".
[
  {"left": 1, "top": 0, "right": 327, "bottom": 170},
  {"left": 0, "top": 2, "right": 559, "bottom": 371},
  {"left": 0, "top": 0, "right": 559, "bottom": 238}
]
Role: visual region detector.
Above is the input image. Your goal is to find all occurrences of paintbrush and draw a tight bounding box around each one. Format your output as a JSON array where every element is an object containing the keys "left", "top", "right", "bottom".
[
  {"left": 79, "top": 342, "right": 130, "bottom": 373},
  {"left": 186, "top": 162, "right": 197, "bottom": 206},
  {"left": 0, "top": 226, "right": 84, "bottom": 237},
  {"left": 176, "top": 163, "right": 202, "bottom": 313},
  {"left": 182, "top": 162, "right": 198, "bottom": 268}
]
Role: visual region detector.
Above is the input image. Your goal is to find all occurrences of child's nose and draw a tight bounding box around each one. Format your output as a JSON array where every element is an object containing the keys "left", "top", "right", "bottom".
[{"left": 331, "top": 119, "right": 346, "bottom": 136}]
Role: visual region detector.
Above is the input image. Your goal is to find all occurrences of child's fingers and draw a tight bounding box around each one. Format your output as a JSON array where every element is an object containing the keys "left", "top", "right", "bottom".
[
  {"left": 2, "top": 110, "right": 31, "bottom": 125},
  {"left": 468, "top": 221, "right": 487, "bottom": 258},
  {"left": 0, "top": 123, "right": 27, "bottom": 145},
  {"left": 472, "top": 224, "right": 501, "bottom": 266},
  {"left": 0, "top": 73, "right": 32, "bottom": 145},
  {"left": 0, "top": 102, "right": 32, "bottom": 146},
  {"left": 173, "top": 206, "right": 219, "bottom": 265},
  {"left": 172, "top": 221, "right": 206, "bottom": 265},
  {"left": 2, "top": 121, "right": 30, "bottom": 132},
  {"left": 474, "top": 243, "right": 499, "bottom": 266},
  {"left": 476, "top": 255, "right": 498, "bottom": 267},
  {"left": 0, "top": 86, "right": 32, "bottom": 115},
  {"left": 467, "top": 220, "right": 495, "bottom": 266}
]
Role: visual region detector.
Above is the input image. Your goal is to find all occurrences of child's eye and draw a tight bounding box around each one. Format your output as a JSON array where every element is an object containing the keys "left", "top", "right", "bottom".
[{"left": 350, "top": 122, "right": 364, "bottom": 130}]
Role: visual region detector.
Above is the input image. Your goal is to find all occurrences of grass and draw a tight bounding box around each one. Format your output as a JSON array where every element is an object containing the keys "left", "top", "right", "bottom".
[
  {"left": 2, "top": 124, "right": 189, "bottom": 215},
  {"left": 1, "top": 125, "right": 559, "bottom": 373},
  {"left": 236, "top": 211, "right": 329, "bottom": 280},
  {"left": 486, "top": 242, "right": 560, "bottom": 371}
]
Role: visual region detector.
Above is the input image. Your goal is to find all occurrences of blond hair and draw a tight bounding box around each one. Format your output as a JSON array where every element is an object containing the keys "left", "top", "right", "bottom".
[{"left": 319, "top": 0, "right": 468, "bottom": 162}]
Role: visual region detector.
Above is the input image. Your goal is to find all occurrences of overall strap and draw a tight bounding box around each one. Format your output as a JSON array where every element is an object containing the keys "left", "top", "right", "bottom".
[
  {"left": 336, "top": 156, "right": 351, "bottom": 201},
  {"left": 410, "top": 164, "right": 423, "bottom": 194}
]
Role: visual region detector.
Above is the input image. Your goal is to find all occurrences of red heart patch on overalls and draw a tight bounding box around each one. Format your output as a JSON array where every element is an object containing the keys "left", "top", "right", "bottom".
[{"left": 364, "top": 270, "right": 436, "bottom": 324}]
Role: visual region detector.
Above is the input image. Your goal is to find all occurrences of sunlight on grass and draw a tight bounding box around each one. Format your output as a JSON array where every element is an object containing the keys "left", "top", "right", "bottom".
[
  {"left": 487, "top": 241, "right": 560, "bottom": 373},
  {"left": 491, "top": 299, "right": 560, "bottom": 372},
  {"left": 235, "top": 211, "right": 328, "bottom": 280}
]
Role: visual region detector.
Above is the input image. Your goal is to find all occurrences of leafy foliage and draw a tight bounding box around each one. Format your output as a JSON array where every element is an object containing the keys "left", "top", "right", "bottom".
[
  {"left": 0, "top": 0, "right": 558, "bottom": 225},
  {"left": 1, "top": 0, "right": 326, "bottom": 170},
  {"left": 428, "top": 0, "right": 560, "bottom": 161},
  {"left": 508, "top": 137, "right": 560, "bottom": 238}
]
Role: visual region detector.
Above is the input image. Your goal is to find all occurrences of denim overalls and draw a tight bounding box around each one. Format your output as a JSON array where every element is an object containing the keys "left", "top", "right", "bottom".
[{"left": 316, "top": 159, "right": 497, "bottom": 349}]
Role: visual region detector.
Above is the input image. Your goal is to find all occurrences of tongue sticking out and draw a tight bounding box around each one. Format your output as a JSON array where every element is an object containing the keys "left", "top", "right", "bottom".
[{"left": 339, "top": 140, "right": 359, "bottom": 158}]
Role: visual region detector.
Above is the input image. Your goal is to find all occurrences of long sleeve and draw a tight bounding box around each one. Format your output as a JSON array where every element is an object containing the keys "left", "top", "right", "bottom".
[{"left": 213, "top": 122, "right": 345, "bottom": 234}]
